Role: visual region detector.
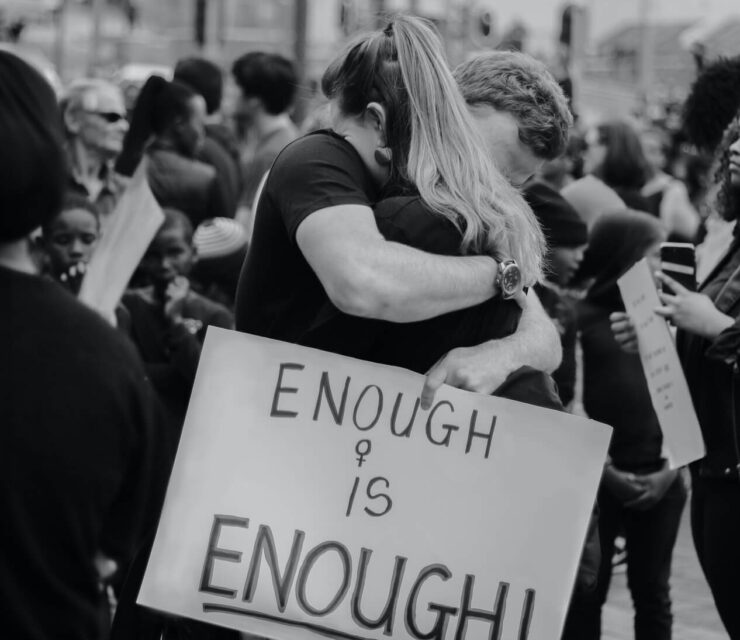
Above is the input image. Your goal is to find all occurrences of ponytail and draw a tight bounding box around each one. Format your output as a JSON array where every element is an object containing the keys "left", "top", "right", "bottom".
[{"left": 323, "top": 15, "right": 544, "bottom": 284}]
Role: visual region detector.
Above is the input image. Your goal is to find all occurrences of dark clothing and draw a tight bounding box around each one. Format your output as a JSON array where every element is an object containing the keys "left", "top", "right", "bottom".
[
  {"left": 524, "top": 180, "right": 588, "bottom": 248},
  {"left": 578, "top": 299, "right": 664, "bottom": 470},
  {"left": 146, "top": 146, "right": 230, "bottom": 227},
  {"left": 205, "top": 123, "right": 241, "bottom": 167},
  {"left": 614, "top": 187, "right": 652, "bottom": 213},
  {"left": 122, "top": 287, "right": 233, "bottom": 431},
  {"left": 678, "top": 235, "right": 740, "bottom": 478},
  {"left": 114, "top": 288, "right": 233, "bottom": 640},
  {"left": 535, "top": 283, "right": 578, "bottom": 406},
  {"left": 235, "top": 130, "right": 378, "bottom": 342},
  {"left": 0, "top": 266, "right": 161, "bottom": 640},
  {"left": 67, "top": 162, "right": 125, "bottom": 219},
  {"left": 562, "top": 476, "right": 687, "bottom": 640},
  {"left": 690, "top": 474, "right": 740, "bottom": 638},
  {"left": 305, "top": 196, "right": 521, "bottom": 372},
  {"left": 570, "top": 218, "right": 683, "bottom": 639},
  {"left": 197, "top": 135, "right": 241, "bottom": 218},
  {"left": 235, "top": 133, "right": 521, "bottom": 368},
  {"left": 676, "top": 232, "right": 740, "bottom": 636}
]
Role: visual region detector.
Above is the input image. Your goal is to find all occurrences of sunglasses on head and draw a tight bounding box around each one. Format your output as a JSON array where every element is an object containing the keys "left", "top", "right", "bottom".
[{"left": 85, "top": 110, "right": 127, "bottom": 124}]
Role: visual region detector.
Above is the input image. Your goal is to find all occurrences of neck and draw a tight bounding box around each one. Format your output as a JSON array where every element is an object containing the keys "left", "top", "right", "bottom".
[
  {"left": 0, "top": 238, "right": 38, "bottom": 275},
  {"left": 251, "top": 112, "right": 292, "bottom": 141},
  {"left": 69, "top": 138, "right": 107, "bottom": 182}
]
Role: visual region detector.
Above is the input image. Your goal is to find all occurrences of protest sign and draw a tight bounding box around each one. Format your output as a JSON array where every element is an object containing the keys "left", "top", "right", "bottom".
[
  {"left": 139, "top": 328, "right": 611, "bottom": 640},
  {"left": 618, "top": 258, "right": 705, "bottom": 467},
  {"left": 78, "top": 162, "right": 163, "bottom": 320}
]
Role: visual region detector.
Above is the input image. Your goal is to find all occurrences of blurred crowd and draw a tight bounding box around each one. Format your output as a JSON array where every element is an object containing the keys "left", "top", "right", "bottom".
[{"left": 3, "top": 15, "right": 740, "bottom": 640}]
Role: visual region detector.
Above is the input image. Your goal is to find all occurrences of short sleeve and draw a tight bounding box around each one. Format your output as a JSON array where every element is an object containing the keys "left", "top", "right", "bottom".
[{"left": 264, "top": 132, "right": 376, "bottom": 240}]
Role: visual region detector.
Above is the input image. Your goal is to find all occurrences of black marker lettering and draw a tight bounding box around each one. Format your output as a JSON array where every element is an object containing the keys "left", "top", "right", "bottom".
[
  {"left": 351, "top": 549, "right": 407, "bottom": 635},
  {"left": 390, "top": 393, "right": 420, "bottom": 438},
  {"left": 271, "top": 362, "right": 305, "bottom": 418},
  {"left": 405, "top": 564, "right": 458, "bottom": 640},
  {"left": 199, "top": 514, "right": 249, "bottom": 598},
  {"left": 313, "top": 372, "right": 351, "bottom": 425},
  {"left": 353, "top": 385, "right": 384, "bottom": 431},
  {"left": 296, "top": 541, "right": 352, "bottom": 616},
  {"left": 465, "top": 411, "right": 496, "bottom": 459},
  {"left": 454, "top": 577, "right": 508, "bottom": 640},
  {"left": 426, "top": 401, "right": 459, "bottom": 447},
  {"left": 242, "top": 525, "right": 304, "bottom": 612}
]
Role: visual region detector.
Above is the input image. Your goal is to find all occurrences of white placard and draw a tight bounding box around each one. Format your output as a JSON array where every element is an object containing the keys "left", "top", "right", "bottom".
[
  {"left": 139, "top": 328, "right": 612, "bottom": 640},
  {"left": 618, "top": 258, "right": 705, "bottom": 467},
  {"left": 78, "top": 162, "right": 164, "bottom": 319}
]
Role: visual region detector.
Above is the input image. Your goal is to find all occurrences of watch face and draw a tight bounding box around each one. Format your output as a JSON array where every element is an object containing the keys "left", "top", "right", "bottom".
[{"left": 501, "top": 263, "right": 521, "bottom": 295}]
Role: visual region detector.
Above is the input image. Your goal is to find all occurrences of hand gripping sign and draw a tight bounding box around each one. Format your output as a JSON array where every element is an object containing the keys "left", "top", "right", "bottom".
[{"left": 139, "top": 328, "right": 611, "bottom": 640}]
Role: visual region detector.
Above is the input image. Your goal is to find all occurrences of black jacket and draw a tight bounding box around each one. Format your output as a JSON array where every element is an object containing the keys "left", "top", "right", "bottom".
[{"left": 679, "top": 233, "right": 740, "bottom": 479}]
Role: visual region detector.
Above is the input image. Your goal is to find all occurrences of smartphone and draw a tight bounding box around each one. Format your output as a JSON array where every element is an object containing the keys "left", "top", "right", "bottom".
[{"left": 660, "top": 242, "right": 696, "bottom": 292}]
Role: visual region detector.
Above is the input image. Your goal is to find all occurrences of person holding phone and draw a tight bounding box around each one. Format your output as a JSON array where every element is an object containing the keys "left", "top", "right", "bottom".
[{"left": 611, "top": 118, "right": 740, "bottom": 638}]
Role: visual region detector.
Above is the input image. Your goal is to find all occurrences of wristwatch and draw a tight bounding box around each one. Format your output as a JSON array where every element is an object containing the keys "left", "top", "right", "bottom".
[{"left": 495, "top": 259, "right": 522, "bottom": 300}]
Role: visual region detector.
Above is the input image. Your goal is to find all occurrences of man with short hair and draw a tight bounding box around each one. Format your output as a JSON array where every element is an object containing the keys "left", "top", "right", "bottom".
[
  {"left": 453, "top": 51, "right": 573, "bottom": 187},
  {"left": 60, "top": 79, "right": 130, "bottom": 218},
  {"left": 231, "top": 52, "right": 300, "bottom": 213},
  {"left": 174, "top": 56, "right": 241, "bottom": 217},
  {"left": 419, "top": 51, "right": 574, "bottom": 392}
]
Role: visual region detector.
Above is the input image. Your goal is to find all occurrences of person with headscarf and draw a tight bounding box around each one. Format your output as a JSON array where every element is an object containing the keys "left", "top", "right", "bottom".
[
  {"left": 0, "top": 50, "right": 163, "bottom": 640},
  {"left": 564, "top": 211, "right": 687, "bottom": 640}
]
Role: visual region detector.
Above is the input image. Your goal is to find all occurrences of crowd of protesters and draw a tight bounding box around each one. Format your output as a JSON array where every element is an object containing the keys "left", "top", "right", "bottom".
[{"left": 3, "top": 13, "right": 740, "bottom": 640}]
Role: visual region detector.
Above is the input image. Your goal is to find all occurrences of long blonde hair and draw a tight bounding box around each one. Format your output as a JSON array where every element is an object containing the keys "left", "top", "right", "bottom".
[{"left": 322, "top": 15, "right": 545, "bottom": 284}]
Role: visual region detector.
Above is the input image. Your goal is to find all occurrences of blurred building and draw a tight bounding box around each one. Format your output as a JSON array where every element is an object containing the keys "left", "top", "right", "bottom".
[{"left": 579, "top": 14, "right": 740, "bottom": 120}]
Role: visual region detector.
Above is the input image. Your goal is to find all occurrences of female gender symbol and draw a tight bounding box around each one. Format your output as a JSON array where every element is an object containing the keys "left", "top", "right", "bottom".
[{"left": 355, "top": 439, "right": 372, "bottom": 467}]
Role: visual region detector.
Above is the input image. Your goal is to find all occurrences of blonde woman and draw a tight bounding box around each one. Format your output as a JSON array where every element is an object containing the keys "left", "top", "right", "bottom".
[{"left": 235, "top": 15, "right": 560, "bottom": 402}]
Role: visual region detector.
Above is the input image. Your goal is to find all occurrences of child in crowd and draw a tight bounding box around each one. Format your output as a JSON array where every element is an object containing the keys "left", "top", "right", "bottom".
[
  {"left": 122, "top": 208, "right": 233, "bottom": 435},
  {"left": 190, "top": 216, "right": 248, "bottom": 310},
  {"left": 114, "top": 207, "right": 235, "bottom": 640},
  {"left": 38, "top": 192, "right": 101, "bottom": 294}
]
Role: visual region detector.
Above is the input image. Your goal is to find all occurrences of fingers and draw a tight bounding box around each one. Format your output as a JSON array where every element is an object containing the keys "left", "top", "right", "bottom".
[
  {"left": 654, "top": 305, "right": 674, "bottom": 318},
  {"left": 421, "top": 362, "right": 448, "bottom": 411},
  {"left": 656, "top": 271, "right": 687, "bottom": 295},
  {"left": 513, "top": 290, "right": 528, "bottom": 310}
]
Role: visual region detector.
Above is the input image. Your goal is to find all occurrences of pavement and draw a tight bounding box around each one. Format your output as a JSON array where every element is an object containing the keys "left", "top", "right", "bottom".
[{"left": 601, "top": 498, "right": 728, "bottom": 640}]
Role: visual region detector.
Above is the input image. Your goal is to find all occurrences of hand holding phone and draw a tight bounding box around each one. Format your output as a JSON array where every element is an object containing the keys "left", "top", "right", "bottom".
[{"left": 660, "top": 242, "right": 696, "bottom": 293}]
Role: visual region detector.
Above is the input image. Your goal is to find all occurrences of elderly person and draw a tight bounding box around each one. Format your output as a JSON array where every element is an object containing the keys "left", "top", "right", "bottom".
[{"left": 60, "top": 78, "right": 130, "bottom": 219}]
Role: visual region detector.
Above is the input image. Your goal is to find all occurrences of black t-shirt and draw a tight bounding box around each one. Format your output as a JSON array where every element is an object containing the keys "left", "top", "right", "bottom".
[
  {"left": 234, "top": 130, "right": 378, "bottom": 342},
  {"left": 305, "top": 196, "right": 522, "bottom": 373},
  {"left": 0, "top": 266, "right": 163, "bottom": 640}
]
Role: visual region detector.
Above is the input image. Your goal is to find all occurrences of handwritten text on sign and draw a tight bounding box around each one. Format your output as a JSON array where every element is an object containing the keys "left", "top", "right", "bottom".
[
  {"left": 138, "top": 329, "right": 611, "bottom": 640},
  {"left": 618, "top": 258, "right": 705, "bottom": 467}
]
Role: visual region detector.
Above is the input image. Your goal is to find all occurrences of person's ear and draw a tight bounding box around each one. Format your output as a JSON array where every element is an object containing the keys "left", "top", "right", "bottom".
[
  {"left": 366, "top": 102, "right": 388, "bottom": 145},
  {"left": 63, "top": 106, "right": 82, "bottom": 135},
  {"left": 366, "top": 102, "right": 392, "bottom": 167}
]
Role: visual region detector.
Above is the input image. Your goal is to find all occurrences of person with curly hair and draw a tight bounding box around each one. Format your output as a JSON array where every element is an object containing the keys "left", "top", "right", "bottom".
[{"left": 612, "top": 110, "right": 740, "bottom": 640}]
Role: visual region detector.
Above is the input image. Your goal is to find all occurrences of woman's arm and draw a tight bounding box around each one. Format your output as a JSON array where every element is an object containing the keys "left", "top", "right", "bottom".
[{"left": 296, "top": 204, "right": 501, "bottom": 322}]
